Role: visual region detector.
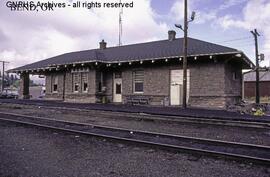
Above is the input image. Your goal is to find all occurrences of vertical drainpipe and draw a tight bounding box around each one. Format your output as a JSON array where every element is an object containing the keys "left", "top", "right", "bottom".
[
  {"left": 62, "top": 72, "right": 66, "bottom": 101},
  {"left": 242, "top": 73, "right": 245, "bottom": 100}
]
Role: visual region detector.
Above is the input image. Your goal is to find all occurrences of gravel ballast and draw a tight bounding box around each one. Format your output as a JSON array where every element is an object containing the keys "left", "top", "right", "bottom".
[
  {"left": 0, "top": 104, "right": 269, "bottom": 146},
  {"left": 0, "top": 121, "right": 269, "bottom": 177}
]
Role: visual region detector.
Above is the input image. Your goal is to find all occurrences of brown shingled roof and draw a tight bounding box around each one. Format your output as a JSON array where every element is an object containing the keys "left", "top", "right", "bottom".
[{"left": 10, "top": 37, "right": 254, "bottom": 72}]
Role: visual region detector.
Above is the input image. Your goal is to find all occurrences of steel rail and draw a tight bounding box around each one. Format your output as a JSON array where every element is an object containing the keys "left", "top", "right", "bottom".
[
  {"left": 0, "top": 112, "right": 269, "bottom": 165},
  {"left": 1, "top": 102, "right": 270, "bottom": 129}
]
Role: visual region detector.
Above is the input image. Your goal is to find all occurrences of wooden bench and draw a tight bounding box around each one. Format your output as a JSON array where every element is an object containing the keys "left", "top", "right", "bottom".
[{"left": 126, "top": 96, "right": 150, "bottom": 105}]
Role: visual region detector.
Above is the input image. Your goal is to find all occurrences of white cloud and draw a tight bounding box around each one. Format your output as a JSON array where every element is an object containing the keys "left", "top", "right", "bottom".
[
  {"left": 194, "top": 11, "right": 216, "bottom": 24},
  {"left": 217, "top": 15, "right": 246, "bottom": 29},
  {"left": 0, "top": 0, "right": 169, "bottom": 70},
  {"left": 216, "top": 0, "right": 270, "bottom": 67},
  {"left": 168, "top": 0, "right": 247, "bottom": 25},
  {"left": 169, "top": 0, "right": 185, "bottom": 22},
  {"left": 219, "top": 0, "right": 248, "bottom": 10}
]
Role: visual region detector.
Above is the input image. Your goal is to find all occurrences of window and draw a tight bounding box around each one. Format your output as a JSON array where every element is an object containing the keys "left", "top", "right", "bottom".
[
  {"left": 133, "top": 70, "right": 144, "bottom": 93},
  {"left": 74, "top": 83, "right": 79, "bottom": 92},
  {"left": 82, "top": 73, "right": 88, "bottom": 92},
  {"left": 98, "top": 82, "right": 102, "bottom": 92},
  {"left": 116, "top": 83, "right": 122, "bottom": 94},
  {"left": 233, "top": 72, "right": 238, "bottom": 80},
  {"left": 52, "top": 75, "right": 58, "bottom": 93},
  {"left": 53, "top": 84, "right": 58, "bottom": 92},
  {"left": 83, "top": 83, "right": 88, "bottom": 92},
  {"left": 73, "top": 73, "right": 80, "bottom": 93}
]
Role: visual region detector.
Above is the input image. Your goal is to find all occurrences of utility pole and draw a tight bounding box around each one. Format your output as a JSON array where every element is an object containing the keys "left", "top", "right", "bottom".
[
  {"left": 175, "top": 0, "right": 195, "bottom": 109},
  {"left": 0, "top": 61, "right": 9, "bottom": 92},
  {"left": 250, "top": 29, "right": 260, "bottom": 104},
  {"left": 182, "top": 0, "right": 188, "bottom": 109}
]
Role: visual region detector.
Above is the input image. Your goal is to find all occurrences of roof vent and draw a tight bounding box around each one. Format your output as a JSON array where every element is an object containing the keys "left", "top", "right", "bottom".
[
  {"left": 99, "top": 40, "right": 107, "bottom": 49},
  {"left": 168, "top": 30, "right": 176, "bottom": 41}
]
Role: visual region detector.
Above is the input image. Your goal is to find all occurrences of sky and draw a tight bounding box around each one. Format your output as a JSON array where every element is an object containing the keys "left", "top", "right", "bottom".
[{"left": 0, "top": 0, "right": 270, "bottom": 73}]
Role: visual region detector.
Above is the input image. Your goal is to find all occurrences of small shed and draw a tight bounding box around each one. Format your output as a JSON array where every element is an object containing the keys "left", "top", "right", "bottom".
[{"left": 243, "top": 71, "right": 270, "bottom": 98}]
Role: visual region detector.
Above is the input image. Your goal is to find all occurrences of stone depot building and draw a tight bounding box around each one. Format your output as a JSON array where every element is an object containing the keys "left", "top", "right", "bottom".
[{"left": 10, "top": 31, "right": 254, "bottom": 109}]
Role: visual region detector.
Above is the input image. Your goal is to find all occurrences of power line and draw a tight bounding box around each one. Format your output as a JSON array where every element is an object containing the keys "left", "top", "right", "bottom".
[
  {"left": 214, "top": 36, "right": 253, "bottom": 43},
  {"left": 230, "top": 43, "right": 255, "bottom": 47},
  {"left": 217, "top": 40, "right": 254, "bottom": 46}
]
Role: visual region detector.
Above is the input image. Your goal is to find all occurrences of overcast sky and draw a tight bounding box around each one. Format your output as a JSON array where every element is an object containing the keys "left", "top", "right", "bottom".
[{"left": 0, "top": 0, "right": 270, "bottom": 71}]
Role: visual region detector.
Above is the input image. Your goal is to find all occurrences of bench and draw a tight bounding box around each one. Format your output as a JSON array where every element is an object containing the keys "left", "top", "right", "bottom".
[{"left": 126, "top": 96, "right": 150, "bottom": 105}]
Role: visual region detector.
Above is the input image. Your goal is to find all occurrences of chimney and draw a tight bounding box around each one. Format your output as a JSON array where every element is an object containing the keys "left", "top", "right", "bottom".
[
  {"left": 168, "top": 30, "right": 176, "bottom": 41},
  {"left": 99, "top": 39, "right": 107, "bottom": 49}
]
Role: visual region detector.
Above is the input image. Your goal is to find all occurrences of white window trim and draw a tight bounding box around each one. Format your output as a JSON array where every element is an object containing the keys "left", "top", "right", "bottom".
[
  {"left": 233, "top": 72, "right": 237, "bottom": 81},
  {"left": 83, "top": 83, "right": 88, "bottom": 93},
  {"left": 133, "top": 70, "right": 144, "bottom": 94},
  {"left": 74, "top": 83, "right": 79, "bottom": 93},
  {"left": 52, "top": 84, "right": 58, "bottom": 93},
  {"left": 134, "top": 91, "right": 144, "bottom": 94},
  {"left": 52, "top": 75, "right": 58, "bottom": 93},
  {"left": 133, "top": 81, "right": 144, "bottom": 94}
]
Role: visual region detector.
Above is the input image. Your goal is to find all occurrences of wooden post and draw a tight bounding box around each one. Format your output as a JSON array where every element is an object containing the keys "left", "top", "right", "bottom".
[{"left": 182, "top": 0, "right": 188, "bottom": 108}]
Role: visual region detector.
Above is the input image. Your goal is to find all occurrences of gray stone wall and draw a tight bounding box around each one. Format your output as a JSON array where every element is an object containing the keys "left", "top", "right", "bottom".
[
  {"left": 189, "top": 61, "right": 227, "bottom": 108},
  {"left": 121, "top": 66, "right": 170, "bottom": 105},
  {"left": 224, "top": 61, "right": 242, "bottom": 96},
  {"left": 88, "top": 70, "right": 97, "bottom": 95},
  {"left": 45, "top": 74, "right": 52, "bottom": 93},
  {"left": 19, "top": 73, "right": 30, "bottom": 99},
  {"left": 103, "top": 71, "right": 113, "bottom": 102},
  {"left": 188, "top": 60, "right": 243, "bottom": 108},
  {"left": 45, "top": 68, "right": 97, "bottom": 103},
  {"left": 64, "top": 93, "right": 96, "bottom": 103},
  {"left": 224, "top": 60, "right": 242, "bottom": 106},
  {"left": 144, "top": 67, "right": 170, "bottom": 96},
  {"left": 45, "top": 72, "right": 64, "bottom": 100},
  {"left": 43, "top": 59, "right": 243, "bottom": 109},
  {"left": 65, "top": 72, "right": 73, "bottom": 94},
  {"left": 122, "top": 69, "right": 133, "bottom": 95},
  {"left": 189, "top": 62, "right": 225, "bottom": 97}
]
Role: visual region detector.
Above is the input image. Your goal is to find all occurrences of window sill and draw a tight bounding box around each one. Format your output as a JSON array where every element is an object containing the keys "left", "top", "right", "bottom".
[{"left": 134, "top": 92, "right": 144, "bottom": 94}]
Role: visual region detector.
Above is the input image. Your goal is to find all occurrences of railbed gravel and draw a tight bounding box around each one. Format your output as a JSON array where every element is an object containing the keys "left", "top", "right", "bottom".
[
  {"left": 0, "top": 103, "right": 269, "bottom": 147},
  {"left": 0, "top": 121, "right": 269, "bottom": 177}
]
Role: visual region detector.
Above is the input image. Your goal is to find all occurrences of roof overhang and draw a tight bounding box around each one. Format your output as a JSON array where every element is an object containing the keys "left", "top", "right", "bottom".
[{"left": 8, "top": 51, "right": 254, "bottom": 74}]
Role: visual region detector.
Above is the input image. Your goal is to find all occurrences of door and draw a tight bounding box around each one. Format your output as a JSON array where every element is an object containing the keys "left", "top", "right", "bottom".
[
  {"left": 170, "top": 69, "right": 190, "bottom": 105},
  {"left": 113, "top": 72, "right": 122, "bottom": 103}
]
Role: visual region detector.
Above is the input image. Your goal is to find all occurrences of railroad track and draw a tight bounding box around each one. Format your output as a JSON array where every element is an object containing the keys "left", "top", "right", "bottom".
[
  {"left": 1, "top": 102, "right": 270, "bottom": 129},
  {"left": 72, "top": 109, "right": 270, "bottom": 129},
  {"left": 0, "top": 112, "right": 269, "bottom": 165}
]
